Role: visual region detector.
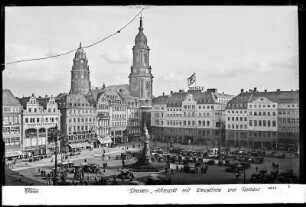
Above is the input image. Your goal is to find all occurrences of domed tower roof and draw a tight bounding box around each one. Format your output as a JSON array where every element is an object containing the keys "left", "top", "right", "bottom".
[
  {"left": 135, "top": 17, "right": 147, "bottom": 46},
  {"left": 74, "top": 42, "right": 87, "bottom": 60}
]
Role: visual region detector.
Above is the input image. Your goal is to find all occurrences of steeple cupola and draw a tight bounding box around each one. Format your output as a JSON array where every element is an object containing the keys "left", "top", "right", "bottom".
[
  {"left": 135, "top": 17, "right": 148, "bottom": 46},
  {"left": 129, "top": 17, "right": 153, "bottom": 101}
]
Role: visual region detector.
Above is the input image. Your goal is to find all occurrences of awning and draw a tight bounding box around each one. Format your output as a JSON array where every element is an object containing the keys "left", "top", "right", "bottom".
[
  {"left": 68, "top": 143, "right": 83, "bottom": 149},
  {"left": 5, "top": 151, "right": 24, "bottom": 158},
  {"left": 97, "top": 136, "right": 112, "bottom": 144}
]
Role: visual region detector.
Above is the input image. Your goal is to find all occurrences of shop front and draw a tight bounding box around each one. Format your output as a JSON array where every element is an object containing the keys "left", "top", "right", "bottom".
[
  {"left": 5, "top": 150, "right": 24, "bottom": 160},
  {"left": 97, "top": 136, "right": 112, "bottom": 147}
]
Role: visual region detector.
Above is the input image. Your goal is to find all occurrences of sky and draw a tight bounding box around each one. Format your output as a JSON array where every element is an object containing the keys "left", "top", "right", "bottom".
[{"left": 4, "top": 6, "right": 299, "bottom": 98}]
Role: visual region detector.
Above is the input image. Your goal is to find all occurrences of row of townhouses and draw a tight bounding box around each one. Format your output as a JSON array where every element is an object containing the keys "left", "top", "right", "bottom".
[{"left": 151, "top": 87, "right": 299, "bottom": 152}]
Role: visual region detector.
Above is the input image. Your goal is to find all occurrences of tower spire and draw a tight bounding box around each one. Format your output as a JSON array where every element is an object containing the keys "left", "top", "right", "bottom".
[
  {"left": 139, "top": 16, "right": 143, "bottom": 32},
  {"left": 79, "top": 42, "right": 82, "bottom": 49}
]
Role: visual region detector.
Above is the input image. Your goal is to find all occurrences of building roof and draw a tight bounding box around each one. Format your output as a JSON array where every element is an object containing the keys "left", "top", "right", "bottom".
[
  {"left": 56, "top": 93, "right": 95, "bottom": 108},
  {"left": 2, "top": 89, "right": 22, "bottom": 106},
  {"left": 226, "top": 92, "right": 253, "bottom": 109},
  {"left": 18, "top": 97, "right": 30, "bottom": 109},
  {"left": 226, "top": 90, "right": 299, "bottom": 109},
  {"left": 152, "top": 95, "right": 169, "bottom": 105},
  {"left": 105, "top": 84, "right": 129, "bottom": 94},
  {"left": 250, "top": 91, "right": 299, "bottom": 104}
]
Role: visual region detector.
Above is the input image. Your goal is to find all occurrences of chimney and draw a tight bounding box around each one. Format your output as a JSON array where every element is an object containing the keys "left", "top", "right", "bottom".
[
  {"left": 254, "top": 87, "right": 257, "bottom": 92},
  {"left": 277, "top": 89, "right": 280, "bottom": 92},
  {"left": 207, "top": 88, "right": 217, "bottom": 93},
  {"left": 162, "top": 92, "right": 165, "bottom": 96},
  {"left": 170, "top": 91, "right": 173, "bottom": 96},
  {"left": 241, "top": 89, "right": 244, "bottom": 94},
  {"left": 179, "top": 89, "right": 184, "bottom": 93},
  {"left": 264, "top": 89, "right": 267, "bottom": 92}
]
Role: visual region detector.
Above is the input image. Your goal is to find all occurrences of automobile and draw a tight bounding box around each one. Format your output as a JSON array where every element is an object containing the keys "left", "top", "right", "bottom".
[
  {"left": 70, "top": 151, "right": 81, "bottom": 156},
  {"left": 146, "top": 174, "right": 171, "bottom": 185},
  {"left": 259, "top": 166, "right": 268, "bottom": 174},
  {"left": 129, "top": 180, "right": 145, "bottom": 185},
  {"left": 207, "top": 153, "right": 217, "bottom": 158},
  {"left": 276, "top": 153, "right": 285, "bottom": 159},
  {"left": 206, "top": 159, "right": 215, "bottom": 165},
  {"left": 119, "top": 169, "right": 133, "bottom": 179},
  {"left": 254, "top": 157, "right": 264, "bottom": 164}
]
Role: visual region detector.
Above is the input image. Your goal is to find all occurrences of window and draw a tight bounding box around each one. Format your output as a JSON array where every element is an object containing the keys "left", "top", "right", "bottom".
[
  {"left": 228, "top": 124, "right": 231, "bottom": 129},
  {"left": 34, "top": 108, "right": 37, "bottom": 113},
  {"left": 37, "top": 118, "right": 39, "bottom": 123},
  {"left": 268, "top": 120, "right": 271, "bottom": 127},
  {"left": 249, "top": 120, "right": 252, "bottom": 126},
  {"left": 25, "top": 118, "right": 28, "bottom": 123},
  {"left": 228, "top": 117, "right": 230, "bottom": 121},
  {"left": 272, "top": 121, "right": 276, "bottom": 127},
  {"left": 240, "top": 117, "right": 243, "bottom": 121},
  {"left": 263, "top": 120, "right": 266, "bottom": 127},
  {"left": 254, "top": 120, "right": 257, "bottom": 127},
  {"left": 207, "top": 121, "right": 210, "bottom": 126},
  {"left": 259, "top": 120, "right": 262, "bottom": 127},
  {"left": 198, "top": 121, "right": 201, "bottom": 126}
]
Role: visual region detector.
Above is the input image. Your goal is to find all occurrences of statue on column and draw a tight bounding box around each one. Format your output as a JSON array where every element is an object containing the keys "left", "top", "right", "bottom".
[{"left": 141, "top": 123, "right": 151, "bottom": 164}]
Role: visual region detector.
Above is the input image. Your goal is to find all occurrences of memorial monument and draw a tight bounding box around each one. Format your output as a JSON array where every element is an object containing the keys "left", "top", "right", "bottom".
[{"left": 128, "top": 123, "right": 165, "bottom": 172}]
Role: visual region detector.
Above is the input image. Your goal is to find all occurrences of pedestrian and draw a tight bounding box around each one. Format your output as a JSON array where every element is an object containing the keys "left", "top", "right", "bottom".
[
  {"left": 38, "top": 168, "right": 40, "bottom": 173},
  {"left": 109, "top": 155, "right": 111, "bottom": 160},
  {"left": 235, "top": 173, "right": 239, "bottom": 180},
  {"left": 176, "top": 165, "right": 179, "bottom": 171},
  {"left": 204, "top": 167, "right": 206, "bottom": 174},
  {"left": 256, "top": 166, "right": 258, "bottom": 172}
]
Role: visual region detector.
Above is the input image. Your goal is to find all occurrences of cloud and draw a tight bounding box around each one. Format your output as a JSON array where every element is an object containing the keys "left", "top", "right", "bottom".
[
  {"left": 100, "top": 44, "right": 132, "bottom": 64},
  {"left": 268, "top": 55, "right": 298, "bottom": 72},
  {"left": 161, "top": 73, "right": 185, "bottom": 82},
  {"left": 208, "top": 57, "right": 297, "bottom": 78},
  {"left": 4, "top": 43, "right": 71, "bottom": 95}
]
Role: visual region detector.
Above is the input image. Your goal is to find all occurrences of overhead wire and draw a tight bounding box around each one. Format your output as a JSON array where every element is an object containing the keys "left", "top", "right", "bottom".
[{"left": 4, "top": 6, "right": 146, "bottom": 66}]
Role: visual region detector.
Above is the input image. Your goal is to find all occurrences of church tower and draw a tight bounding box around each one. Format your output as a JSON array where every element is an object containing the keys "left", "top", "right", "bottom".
[
  {"left": 70, "top": 43, "right": 91, "bottom": 95},
  {"left": 129, "top": 17, "right": 153, "bottom": 101}
]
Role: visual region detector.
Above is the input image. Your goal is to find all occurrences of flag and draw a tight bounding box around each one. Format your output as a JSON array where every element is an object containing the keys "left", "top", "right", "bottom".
[{"left": 187, "top": 73, "right": 196, "bottom": 86}]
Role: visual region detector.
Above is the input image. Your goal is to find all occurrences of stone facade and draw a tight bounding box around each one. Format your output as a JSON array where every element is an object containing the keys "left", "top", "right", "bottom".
[
  {"left": 225, "top": 89, "right": 299, "bottom": 152},
  {"left": 151, "top": 88, "right": 233, "bottom": 146},
  {"left": 2, "top": 89, "right": 23, "bottom": 158},
  {"left": 19, "top": 94, "right": 61, "bottom": 155},
  {"left": 55, "top": 93, "right": 96, "bottom": 152}
]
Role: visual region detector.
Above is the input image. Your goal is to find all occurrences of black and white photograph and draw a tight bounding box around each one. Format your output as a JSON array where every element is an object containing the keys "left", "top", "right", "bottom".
[{"left": 1, "top": 5, "right": 303, "bottom": 205}]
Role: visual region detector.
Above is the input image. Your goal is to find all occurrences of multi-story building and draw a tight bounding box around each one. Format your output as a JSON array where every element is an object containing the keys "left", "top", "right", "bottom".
[
  {"left": 151, "top": 88, "right": 234, "bottom": 147},
  {"left": 225, "top": 88, "right": 299, "bottom": 152},
  {"left": 19, "top": 94, "right": 61, "bottom": 156},
  {"left": 56, "top": 93, "right": 96, "bottom": 152},
  {"left": 119, "top": 93, "right": 141, "bottom": 140},
  {"left": 2, "top": 89, "right": 23, "bottom": 159},
  {"left": 105, "top": 89, "right": 128, "bottom": 143}
]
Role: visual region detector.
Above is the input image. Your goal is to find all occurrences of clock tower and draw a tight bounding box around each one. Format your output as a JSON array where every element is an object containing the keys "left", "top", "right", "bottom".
[
  {"left": 129, "top": 17, "right": 153, "bottom": 101},
  {"left": 70, "top": 43, "right": 91, "bottom": 95}
]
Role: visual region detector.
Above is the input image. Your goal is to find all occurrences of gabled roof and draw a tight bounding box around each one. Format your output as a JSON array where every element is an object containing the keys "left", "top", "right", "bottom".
[
  {"left": 18, "top": 97, "right": 30, "bottom": 109},
  {"left": 2, "top": 89, "right": 22, "bottom": 106}
]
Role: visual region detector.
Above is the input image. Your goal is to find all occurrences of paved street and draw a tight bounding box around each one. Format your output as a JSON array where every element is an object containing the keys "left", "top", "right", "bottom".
[{"left": 5, "top": 140, "right": 299, "bottom": 186}]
